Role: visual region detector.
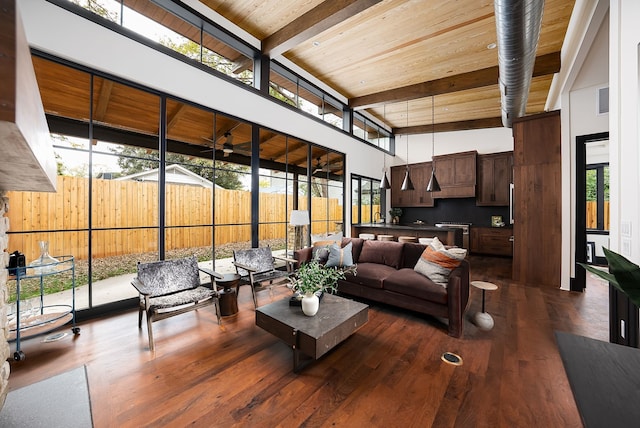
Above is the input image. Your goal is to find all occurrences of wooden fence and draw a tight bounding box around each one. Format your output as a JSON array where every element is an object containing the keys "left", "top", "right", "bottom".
[
  {"left": 6, "top": 176, "right": 343, "bottom": 261},
  {"left": 586, "top": 201, "right": 610, "bottom": 230}
]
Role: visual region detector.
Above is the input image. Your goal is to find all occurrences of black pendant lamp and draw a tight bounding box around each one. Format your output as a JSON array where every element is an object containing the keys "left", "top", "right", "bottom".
[
  {"left": 401, "top": 102, "right": 414, "bottom": 191},
  {"left": 380, "top": 104, "right": 391, "bottom": 189},
  {"left": 426, "top": 95, "right": 441, "bottom": 192}
]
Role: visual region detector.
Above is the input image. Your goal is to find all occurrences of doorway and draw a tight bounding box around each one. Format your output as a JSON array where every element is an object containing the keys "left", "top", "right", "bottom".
[{"left": 574, "top": 132, "right": 609, "bottom": 292}]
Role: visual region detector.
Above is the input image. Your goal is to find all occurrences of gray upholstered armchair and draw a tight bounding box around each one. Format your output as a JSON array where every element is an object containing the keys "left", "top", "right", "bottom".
[
  {"left": 131, "top": 256, "right": 223, "bottom": 351},
  {"left": 232, "top": 247, "right": 296, "bottom": 308}
]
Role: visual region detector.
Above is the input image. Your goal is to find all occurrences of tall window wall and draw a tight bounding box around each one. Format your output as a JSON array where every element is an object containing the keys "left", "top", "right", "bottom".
[{"left": 5, "top": 55, "right": 345, "bottom": 314}]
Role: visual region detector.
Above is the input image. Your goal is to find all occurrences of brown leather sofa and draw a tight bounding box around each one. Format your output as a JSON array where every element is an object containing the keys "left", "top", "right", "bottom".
[{"left": 294, "top": 237, "right": 470, "bottom": 337}]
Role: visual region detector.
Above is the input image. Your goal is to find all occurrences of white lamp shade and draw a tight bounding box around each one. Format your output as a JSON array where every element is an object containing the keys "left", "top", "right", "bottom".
[{"left": 290, "top": 210, "right": 310, "bottom": 226}]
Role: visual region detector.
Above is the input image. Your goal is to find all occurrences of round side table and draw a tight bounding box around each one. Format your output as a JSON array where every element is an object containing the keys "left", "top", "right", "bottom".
[
  {"left": 215, "top": 273, "right": 241, "bottom": 316},
  {"left": 471, "top": 280, "right": 498, "bottom": 331}
]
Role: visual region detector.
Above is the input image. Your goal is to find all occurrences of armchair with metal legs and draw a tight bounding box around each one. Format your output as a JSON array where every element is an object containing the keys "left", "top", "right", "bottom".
[{"left": 232, "top": 246, "right": 296, "bottom": 309}]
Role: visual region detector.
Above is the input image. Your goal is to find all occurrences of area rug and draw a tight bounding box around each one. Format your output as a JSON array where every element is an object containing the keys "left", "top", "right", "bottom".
[
  {"left": 555, "top": 331, "right": 640, "bottom": 428},
  {"left": 0, "top": 365, "right": 93, "bottom": 427}
]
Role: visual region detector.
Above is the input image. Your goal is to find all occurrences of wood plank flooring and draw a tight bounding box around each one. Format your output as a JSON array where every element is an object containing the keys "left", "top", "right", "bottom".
[{"left": 6, "top": 256, "right": 609, "bottom": 427}]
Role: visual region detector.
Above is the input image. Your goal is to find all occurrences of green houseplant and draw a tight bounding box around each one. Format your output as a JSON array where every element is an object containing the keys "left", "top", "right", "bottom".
[
  {"left": 291, "top": 260, "right": 355, "bottom": 316},
  {"left": 389, "top": 208, "right": 403, "bottom": 224},
  {"left": 579, "top": 247, "right": 640, "bottom": 308}
]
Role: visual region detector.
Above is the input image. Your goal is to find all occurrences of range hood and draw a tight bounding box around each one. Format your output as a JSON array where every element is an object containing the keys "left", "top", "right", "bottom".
[{"left": 0, "top": 0, "right": 56, "bottom": 192}]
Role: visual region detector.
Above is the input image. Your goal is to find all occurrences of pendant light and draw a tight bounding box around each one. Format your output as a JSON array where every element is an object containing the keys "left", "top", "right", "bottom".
[
  {"left": 380, "top": 104, "right": 391, "bottom": 189},
  {"left": 426, "top": 95, "right": 441, "bottom": 192},
  {"left": 401, "top": 101, "right": 414, "bottom": 191}
]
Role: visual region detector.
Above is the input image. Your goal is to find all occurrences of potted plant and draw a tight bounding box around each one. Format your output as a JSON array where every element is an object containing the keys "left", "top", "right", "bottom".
[
  {"left": 579, "top": 247, "right": 640, "bottom": 307},
  {"left": 291, "top": 261, "right": 353, "bottom": 316},
  {"left": 389, "top": 208, "right": 403, "bottom": 224}
]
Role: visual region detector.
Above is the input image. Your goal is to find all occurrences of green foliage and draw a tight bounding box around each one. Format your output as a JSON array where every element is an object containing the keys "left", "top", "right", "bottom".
[
  {"left": 292, "top": 261, "right": 353, "bottom": 296},
  {"left": 108, "top": 146, "right": 249, "bottom": 190},
  {"left": 579, "top": 247, "right": 640, "bottom": 308},
  {"left": 389, "top": 208, "right": 403, "bottom": 218}
]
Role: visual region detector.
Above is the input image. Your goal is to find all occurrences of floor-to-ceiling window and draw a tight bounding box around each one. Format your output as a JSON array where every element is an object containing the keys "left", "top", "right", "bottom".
[{"left": 5, "top": 54, "right": 346, "bottom": 315}]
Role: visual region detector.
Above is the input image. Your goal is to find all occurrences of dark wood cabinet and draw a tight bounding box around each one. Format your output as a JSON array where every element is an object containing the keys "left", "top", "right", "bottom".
[
  {"left": 470, "top": 227, "right": 513, "bottom": 256},
  {"left": 477, "top": 151, "right": 513, "bottom": 206},
  {"left": 390, "top": 162, "right": 434, "bottom": 207},
  {"left": 432, "top": 151, "right": 477, "bottom": 198},
  {"left": 512, "top": 111, "right": 561, "bottom": 287}
]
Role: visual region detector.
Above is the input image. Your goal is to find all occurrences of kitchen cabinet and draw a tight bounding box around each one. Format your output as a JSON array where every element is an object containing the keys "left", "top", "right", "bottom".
[
  {"left": 512, "top": 111, "right": 561, "bottom": 286},
  {"left": 432, "top": 151, "right": 477, "bottom": 198},
  {"left": 470, "top": 227, "right": 513, "bottom": 257},
  {"left": 477, "top": 151, "right": 513, "bottom": 206},
  {"left": 390, "top": 162, "right": 434, "bottom": 207}
]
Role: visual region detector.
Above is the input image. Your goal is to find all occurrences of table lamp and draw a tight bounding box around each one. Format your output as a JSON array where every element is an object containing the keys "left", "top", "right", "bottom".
[{"left": 290, "top": 210, "right": 310, "bottom": 252}]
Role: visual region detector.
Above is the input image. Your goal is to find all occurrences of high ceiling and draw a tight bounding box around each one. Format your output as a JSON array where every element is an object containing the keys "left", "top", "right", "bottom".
[{"left": 196, "top": 0, "right": 575, "bottom": 134}]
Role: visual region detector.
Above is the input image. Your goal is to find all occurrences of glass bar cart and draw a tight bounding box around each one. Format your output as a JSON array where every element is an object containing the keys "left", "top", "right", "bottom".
[{"left": 7, "top": 255, "right": 80, "bottom": 361}]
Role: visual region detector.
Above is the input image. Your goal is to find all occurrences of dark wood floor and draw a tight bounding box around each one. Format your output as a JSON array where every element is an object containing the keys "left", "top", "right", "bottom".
[{"left": 6, "top": 256, "right": 608, "bottom": 427}]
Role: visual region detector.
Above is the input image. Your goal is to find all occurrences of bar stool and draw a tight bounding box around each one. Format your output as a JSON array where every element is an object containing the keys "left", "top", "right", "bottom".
[
  {"left": 377, "top": 235, "right": 395, "bottom": 241},
  {"left": 398, "top": 236, "right": 417, "bottom": 243},
  {"left": 359, "top": 233, "right": 376, "bottom": 240}
]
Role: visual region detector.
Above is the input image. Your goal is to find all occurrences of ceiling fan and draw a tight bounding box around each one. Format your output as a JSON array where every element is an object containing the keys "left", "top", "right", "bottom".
[
  {"left": 312, "top": 157, "right": 342, "bottom": 174},
  {"left": 201, "top": 131, "right": 252, "bottom": 157}
]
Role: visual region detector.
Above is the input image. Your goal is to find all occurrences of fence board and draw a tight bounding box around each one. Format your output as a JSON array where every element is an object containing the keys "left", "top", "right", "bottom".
[{"left": 7, "top": 176, "right": 343, "bottom": 261}]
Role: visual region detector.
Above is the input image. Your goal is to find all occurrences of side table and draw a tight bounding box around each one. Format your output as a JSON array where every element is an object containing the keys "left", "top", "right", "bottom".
[
  {"left": 215, "top": 274, "right": 240, "bottom": 316},
  {"left": 471, "top": 280, "right": 498, "bottom": 331}
]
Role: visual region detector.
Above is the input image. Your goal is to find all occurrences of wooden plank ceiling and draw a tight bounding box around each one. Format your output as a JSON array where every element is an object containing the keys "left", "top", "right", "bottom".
[
  {"left": 32, "top": 0, "right": 575, "bottom": 171},
  {"left": 200, "top": 0, "right": 575, "bottom": 133}
]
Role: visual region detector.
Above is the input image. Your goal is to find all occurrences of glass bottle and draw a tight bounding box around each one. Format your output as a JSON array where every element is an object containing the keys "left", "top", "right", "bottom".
[{"left": 29, "top": 241, "right": 59, "bottom": 274}]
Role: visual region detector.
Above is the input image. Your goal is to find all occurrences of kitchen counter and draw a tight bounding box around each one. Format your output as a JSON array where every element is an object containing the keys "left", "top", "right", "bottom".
[{"left": 352, "top": 223, "right": 463, "bottom": 247}]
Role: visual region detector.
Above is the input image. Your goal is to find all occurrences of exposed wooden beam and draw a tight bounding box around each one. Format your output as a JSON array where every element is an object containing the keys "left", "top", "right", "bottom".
[
  {"left": 262, "top": 0, "right": 383, "bottom": 57},
  {"left": 167, "top": 103, "right": 189, "bottom": 131},
  {"left": 350, "top": 52, "right": 561, "bottom": 110},
  {"left": 394, "top": 117, "right": 504, "bottom": 135},
  {"left": 94, "top": 79, "right": 113, "bottom": 121}
]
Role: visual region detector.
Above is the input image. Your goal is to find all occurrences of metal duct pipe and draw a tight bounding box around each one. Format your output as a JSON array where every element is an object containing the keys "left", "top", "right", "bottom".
[{"left": 495, "top": 0, "right": 545, "bottom": 127}]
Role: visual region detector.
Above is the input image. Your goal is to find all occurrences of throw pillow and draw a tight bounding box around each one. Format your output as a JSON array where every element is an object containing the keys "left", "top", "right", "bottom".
[
  {"left": 312, "top": 240, "right": 335, "bottom": 264},
  {"left": 414, "top": 237, "right": 467, "bottom": 287},
  {"left": 325, "top": 242, "right": 354, "bottom": 267}
]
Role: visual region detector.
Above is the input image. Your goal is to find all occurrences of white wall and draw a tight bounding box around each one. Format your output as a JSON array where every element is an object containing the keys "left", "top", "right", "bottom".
[
  {"left": 391, "top": 127, "right": 514, "bottom": 167},
  {"left": 610, "top": 0, "right": 640, "bottom": 262}
]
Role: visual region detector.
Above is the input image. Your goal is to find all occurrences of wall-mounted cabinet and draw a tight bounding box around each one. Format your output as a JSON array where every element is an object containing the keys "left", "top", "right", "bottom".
[
  {"left": 477, "top": 151, "right": 513, "bottom": 206},
  {"left": 432, "top": 151, "right": 477, "bottom": 198},
  {"left": 390, "top": 162, "right": 434, "bottom": 207}
]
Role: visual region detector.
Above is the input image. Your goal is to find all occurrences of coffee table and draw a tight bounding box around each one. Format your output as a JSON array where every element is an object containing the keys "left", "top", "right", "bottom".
[{"left": 255, "top": 294, "right": 368, "bottom": 372}]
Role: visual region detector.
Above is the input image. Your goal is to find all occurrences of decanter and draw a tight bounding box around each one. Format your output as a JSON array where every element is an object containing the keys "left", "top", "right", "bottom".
[{"left": 29, "top": 241, "right": 59, "bottom": 274}]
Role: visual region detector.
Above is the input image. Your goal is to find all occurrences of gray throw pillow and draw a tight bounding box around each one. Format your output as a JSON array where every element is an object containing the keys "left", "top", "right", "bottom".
[{"left": 325, "top": 242, "right": 354, "bottom": 267}]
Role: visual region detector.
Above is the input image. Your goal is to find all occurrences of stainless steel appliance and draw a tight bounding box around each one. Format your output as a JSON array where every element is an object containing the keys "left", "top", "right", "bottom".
[{"left": 434, "top": 222, "right": 471, "bottom": 250}]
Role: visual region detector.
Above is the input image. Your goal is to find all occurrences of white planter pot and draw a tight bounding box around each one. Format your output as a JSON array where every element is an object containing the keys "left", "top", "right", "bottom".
[{"left": 301, "top": 293, "right": 319, "bottom": 316}]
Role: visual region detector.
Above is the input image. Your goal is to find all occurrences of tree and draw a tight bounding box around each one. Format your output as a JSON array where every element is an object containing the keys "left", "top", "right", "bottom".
[{"left": 109, "top": 146, "right": 249, "bottom": 190}]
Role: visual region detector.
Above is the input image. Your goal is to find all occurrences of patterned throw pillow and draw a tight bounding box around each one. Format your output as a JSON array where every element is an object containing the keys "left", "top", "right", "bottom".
[
  {"left": 325, "top": 242, "right": 354, "bottom": 267},
  {"left": 414, "top": 237, "right": 467, "bottom": 287},
  {"left": 312, "top": 240, "right": 339, "bottom": 264}
]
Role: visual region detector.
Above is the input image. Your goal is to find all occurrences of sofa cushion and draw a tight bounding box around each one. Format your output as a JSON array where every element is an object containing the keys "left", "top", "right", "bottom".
[
  {"left": 341, "top": 237, "right": 364, "bottom": 263},
  {"left": 414, "top": 237, "right": 467, "bottom": 287},
  {"left": 383, "top": 268, "right": 448, "bottom": 305},
  {"left": 358, "top": 240, "right": 404, "bottom": 269},
  {"left": 342, "top": 262, "right": 396, "bottom": 289},
  {"left": 326, "top": 242, "right": 354, "bottom": 267},
  {"left": 401, "top": 242, "right": 428, "bottom": 268},
  {"left": 312, "top": 240, "right": 336, "bottom": 263}
]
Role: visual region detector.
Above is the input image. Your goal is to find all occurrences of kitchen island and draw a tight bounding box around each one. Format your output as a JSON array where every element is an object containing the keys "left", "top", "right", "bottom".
[{"left": 352, "top": 223, "right": 463, "bottom": 247}]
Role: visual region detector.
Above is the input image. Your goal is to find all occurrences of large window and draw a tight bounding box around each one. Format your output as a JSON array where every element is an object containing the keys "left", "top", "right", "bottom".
[
  {"left": 66, "top": 0, "right": 255, "bottom": 85},
  {"left": 351, "top": 175, "right": 382, "bottom": 225},
  {"left": 5, "top": 55, "right": 345, "bottom": 315},
  {"left": 270, "top": 63, "right": 345, "bottom": 130}
]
